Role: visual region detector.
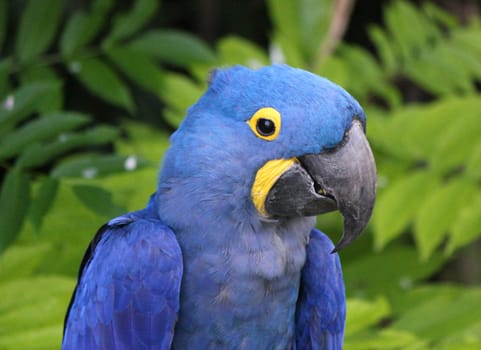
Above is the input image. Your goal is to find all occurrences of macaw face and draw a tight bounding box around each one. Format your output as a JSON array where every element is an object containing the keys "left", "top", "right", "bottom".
[{"left": 160, "top": 64, "right": 376, "bottom": 250}]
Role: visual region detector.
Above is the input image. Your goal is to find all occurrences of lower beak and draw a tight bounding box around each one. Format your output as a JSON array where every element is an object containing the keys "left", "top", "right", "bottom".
[{"left": 264, "top": 120, "right": 377, "bottom": 251}]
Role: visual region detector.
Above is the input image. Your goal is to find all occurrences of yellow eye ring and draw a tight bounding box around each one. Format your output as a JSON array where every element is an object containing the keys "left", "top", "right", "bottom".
[{"left": 246, "top": 107, "right": 281, "bottom": 141}]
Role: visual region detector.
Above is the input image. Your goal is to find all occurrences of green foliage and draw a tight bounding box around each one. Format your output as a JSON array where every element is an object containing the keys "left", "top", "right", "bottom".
[
  {"left": 0, "top": 169, "right": 30, "bottom": 251},
  {"left": 0, "top": 0, "right": 215, "bottom": 252},
  {"left": 344, "top": 284, "right": 481, "bottom": 349},
  {"left": 73, "top": 57, "right": 135, "bottom": 111},
  {"left": 127, "top": 29, "right": 216, "bottom": 66},
  {"left": 0, "top": 273, "right": 75, "bottom": 349},
  {"left": 1, "top": 0, "right": 481, "bottom": 349},
  {"left": 268, "top": 0, "right": 333, "bottom": 67},
  {"left": 15, "top": 0, "right": 64, "bottom": 62},
  {"left": 371, "top": 97, "right": 481, "bottom": 259},
  {"left": 0, "top": 244, "right": 76, "bottom": 349}
]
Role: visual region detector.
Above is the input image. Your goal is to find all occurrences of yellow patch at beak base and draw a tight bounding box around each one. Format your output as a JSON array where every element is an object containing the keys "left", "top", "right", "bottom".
[{"left": 251, "top": 158, "right": 298, "bottom": 216}]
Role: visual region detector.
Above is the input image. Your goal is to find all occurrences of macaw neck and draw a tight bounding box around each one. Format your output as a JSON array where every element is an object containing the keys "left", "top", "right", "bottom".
[
  {"left": 155, "top": 173, "right": 315, "bottom": 275},
  {"left": 157, "top": 175, "right": 252, "bottom": 235}
]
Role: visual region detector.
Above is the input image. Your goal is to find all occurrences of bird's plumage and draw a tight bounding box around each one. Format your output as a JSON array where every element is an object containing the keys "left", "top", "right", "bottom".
[
  {"left": 63, "top": 197, "right": 183, "bottom": 349},
  {"left": 63, "top": 64, "right": 375, "bottom": 349},
  {"left": 295, "top": 229, "right": 345, "bottom": 350}
]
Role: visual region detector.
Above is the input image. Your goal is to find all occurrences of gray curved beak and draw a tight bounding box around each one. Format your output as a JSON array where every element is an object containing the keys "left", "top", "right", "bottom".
[{"left": 265, "top": 120, "right": 377, "bottom": 251}]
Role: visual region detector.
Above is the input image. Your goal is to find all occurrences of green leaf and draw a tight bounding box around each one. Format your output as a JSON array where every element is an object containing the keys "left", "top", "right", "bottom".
[
  {"left": 368, "top": 24, "right": 398, "bottom": 75},
  {"left": 390, "top": 284, "right": 460, "bottom": 316},
  {"left": 159, "top": 72, "right": 204, "bottom": 127},
  {"left": 116, "top": 121, "right": 171, "bottom": 163},
  {"left": 72, "top": 184, "right": 126, "bottom": 218},
  {"left": 0, "top": 275, "right": 74, "bottom": 315},
  {"left": 162, "top": 72, "right": 204, "bottom": 109},
  {"left": 106, "top": 0, "right": 158, "bottom": 44},
  {"left": 316, "top": 55, "right": 346, "bottom": 83},
  {"left": 0, "top": 276, "right": 75, "bottom": 348},
  {"left": 373, "top": 171, "right": 440, "bottom": 250},
  {"left": 16, "top": 125, "right": 120, "bottom": 169},
  {"left": 403, "top": 54, "right": 457, "bottom": 96},
  {"left": 432, "top": 46, "right": 475, "bottom": 93},
  {"left": 384, "top": 1, "right": 431, "bottom": 64},
  {"left": 128, "top": 29, "right": 216, "bottom": 66},
  {"left": 0, "top": 244, "right": 51, "bottom": 281},
  {"left": 60, "top": 12, "right": 92, "bottom": 57},
  {"left": 343, "top": 245, "right": 445, "bottom": 298},
  {"left": 13, "top": 181, "right": 106, "bottom": 276},
  {"left": 429, "top": 106, "right": 481, "bottom": 172},
  {"left": 345, "top": 329, "right": 424, "bottom": 350},
  {"left": 0, "top": 325, "right": 64, "bottom": 350},
  {"left": 270, "top": 34, "right": 305, "bottom": 67},
  {"left": 20, "top": 65, "right": 60, "bottom": 83},
  {"left": 414, "top": 179, "right": 478, "bottom": 260},
  {"left": 376, "top": 107, "right": 428, "bottom": 160},
  {"left": 0, "top": 82, "right": 60, "bottom": 133},
  {"left": 0, "top": 112, "right": 90, "bottom": 160},
  {"left": 0, "top": 58, "right": 11, "bottom": 98},
  {"left": 0, "top": 0, "right": 7, "bottom": 54},
  {"left": 51, "top": 154, "right": 149, "bottom": 179},
  {"left": 267, "top": 0, "right": 333, "bottom": 62},
  {"left": 71, "top": 57, "right": 134, "bottom": 112},
  {"left": 0, "top": 170, "right": 31, "bottom": 253},
  {"left": 393, "top": 286, "right": 481, "bottom": 342},
  {"left": 345, "top": 297, "right": 391, "bottom": 336},
  {"left": 451, "top": 24, "right": 481, "bottom": 58},
  {"left": 268, "top": 0, "right": 302, "bottom": 50},
  {"left": 28, "top": 177, "right": 59, "bottom": 233},
  {"left": 91, "top": 0, "right": 114, "bottom": 14},
  {"left": 446, "top": 192, "right": 481, "bottom": 255},
  {"left": 19, "top": 66, "right": 64, "bottom": 113},
  {"left": 106, "top": 46, "right": 164, "bottom": 93},
  {"left": 337, "top": 44, "right": 400, "bottom": 107},
  {"left": 217, "top": 36, "right": 269, "bottom": 67},
  {"left": 15, "top": 0, "right": 64, "bottom": 62},
  {"left": 439, "top": 339, "right": 481, "bottom": 350},
  {"left": 60, "top": 0, "right": 113, "bottom": 57},
  {"left": 422, "top": 2, "right": 458, "bottom": 29},
  {"left": 375, "top": 97, "right": 481, "bottom": 163},
  {"left": 465, "top": 139, "right": 481, "bottom": 181},
  {"left": 448, "top": 41, "right": 481, "bottom": 83}
]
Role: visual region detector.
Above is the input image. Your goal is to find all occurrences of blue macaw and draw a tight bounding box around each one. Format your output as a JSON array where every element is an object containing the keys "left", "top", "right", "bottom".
[{"left": 63, "top": 64, "right": 376, "bottom": 349}]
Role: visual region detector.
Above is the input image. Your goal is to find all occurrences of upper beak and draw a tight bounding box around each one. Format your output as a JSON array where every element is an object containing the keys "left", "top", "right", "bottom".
[{"left": 264, "top": 120, "right": 377, "bottom": 251}]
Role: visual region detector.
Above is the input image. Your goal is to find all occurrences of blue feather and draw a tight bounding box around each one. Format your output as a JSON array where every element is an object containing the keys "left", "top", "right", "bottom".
[
  {"left": 295, "top": 229, "right": 346, "bottom": 349},
  {"left": 63, "top": 197, "right": 183, "bottom": 350}
]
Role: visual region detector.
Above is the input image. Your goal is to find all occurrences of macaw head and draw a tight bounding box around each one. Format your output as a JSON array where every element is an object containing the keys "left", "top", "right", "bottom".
[{"left": 158, "top": 64, "right": 376, "bottom": 250}]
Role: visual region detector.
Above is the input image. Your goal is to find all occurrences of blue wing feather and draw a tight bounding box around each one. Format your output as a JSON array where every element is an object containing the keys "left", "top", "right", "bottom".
[
  {"left": 295, "top": 228, "right": 346, "bottom": 350},
  {"left": 63, "top": 203, "right": 183, "bottom": 350}
]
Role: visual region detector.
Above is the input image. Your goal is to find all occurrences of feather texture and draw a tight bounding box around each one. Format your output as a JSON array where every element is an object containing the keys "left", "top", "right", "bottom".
[
  {"left": 63, "top": 198, "right": 183, "bottom": 350},
  {"left": 295, "top": 229, "right": 346, "bottom": 349}
]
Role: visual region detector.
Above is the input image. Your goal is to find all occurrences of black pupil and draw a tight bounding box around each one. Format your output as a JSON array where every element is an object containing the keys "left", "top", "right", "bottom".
[{"left": 256, "top": 118, "right": 276, "bottom": 136}]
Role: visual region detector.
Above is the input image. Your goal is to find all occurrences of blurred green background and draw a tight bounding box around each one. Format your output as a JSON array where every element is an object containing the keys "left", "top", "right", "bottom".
[{"left": 1, "top": 0, "right": 481, "bottom": 348}]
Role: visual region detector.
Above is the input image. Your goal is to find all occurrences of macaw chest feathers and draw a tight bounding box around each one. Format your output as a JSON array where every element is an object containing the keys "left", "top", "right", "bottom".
[{"left": 172, "top": 218, "right": 314, "bottom": 348}]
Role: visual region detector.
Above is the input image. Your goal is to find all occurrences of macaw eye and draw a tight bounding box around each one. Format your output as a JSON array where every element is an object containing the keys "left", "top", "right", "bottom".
[
  {"left": 247, "top": 107, "right": 281, "bottom": 141},
  {"left": 256, "top": 118, "right": 276, "bottom": 136}
]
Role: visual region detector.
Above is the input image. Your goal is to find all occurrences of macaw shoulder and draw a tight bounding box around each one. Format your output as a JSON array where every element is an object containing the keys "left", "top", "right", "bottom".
[
  {"left": 81, "top": 209, "right": 183, "bottom": 290},
  {"left": 63, "top": 209, "right": 183, "bottom": 349},
  {"left": 101, "top": 211, "right": 184, "bottom": 282}
]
